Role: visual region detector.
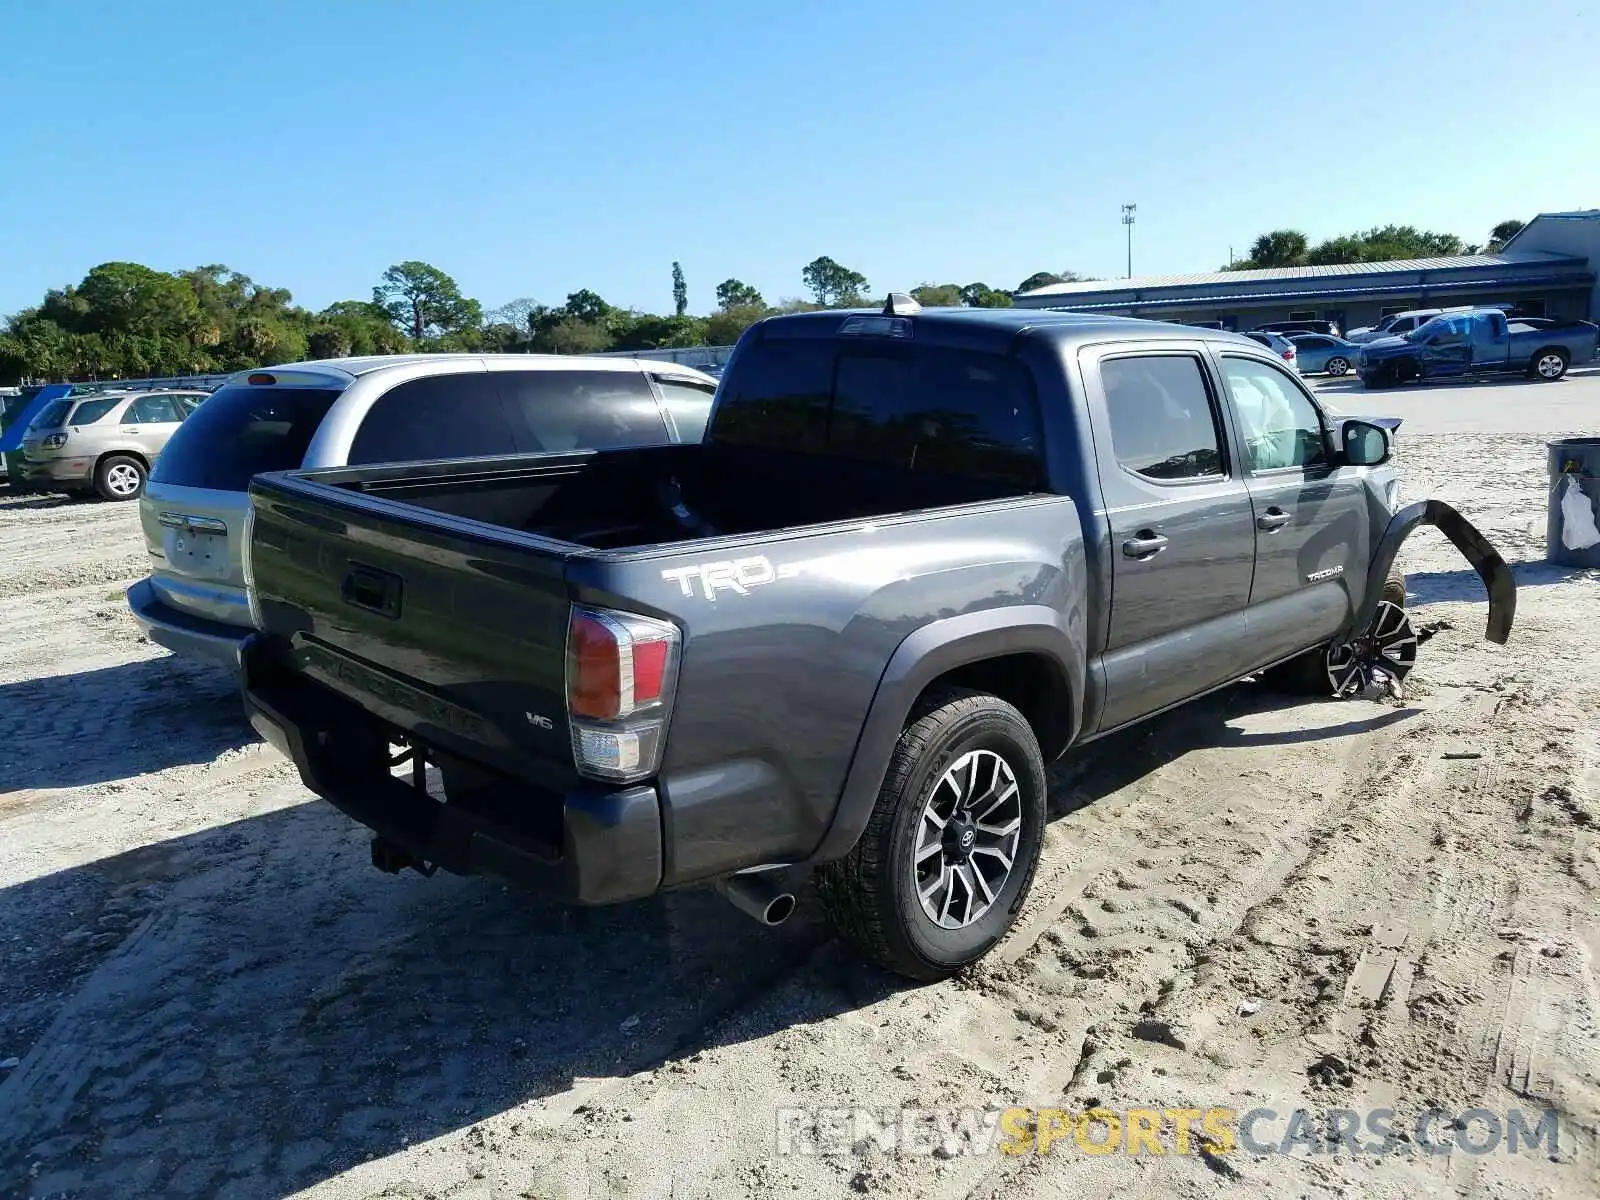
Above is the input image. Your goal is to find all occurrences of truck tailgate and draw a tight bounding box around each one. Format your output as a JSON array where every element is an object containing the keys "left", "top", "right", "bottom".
[{"left": 246, "top": 471, "right": 577, "bottom": 784}]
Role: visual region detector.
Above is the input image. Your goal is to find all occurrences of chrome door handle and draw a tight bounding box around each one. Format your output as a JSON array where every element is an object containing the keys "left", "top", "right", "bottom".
[
  {"left": 1122, "top": 531, "right": 1169, "bottom": 559},
  {"left": 1257, "top": 509, "right": 1292, "bottom": 531}
]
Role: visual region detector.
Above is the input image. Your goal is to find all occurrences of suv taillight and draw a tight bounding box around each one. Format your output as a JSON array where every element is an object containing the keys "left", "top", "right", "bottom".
[
  {"left": 41, "top": 432, "right": 67, "bottom": 449},
  {"left": 1281, "top": 348, "right": 1295, "bottom": 361},
  {"left": 566, "top": 605, "right": 681, "bottom": 782}
]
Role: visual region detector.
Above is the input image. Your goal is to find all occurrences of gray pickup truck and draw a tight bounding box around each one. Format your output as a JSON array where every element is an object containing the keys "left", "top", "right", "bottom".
[
  {"left": 240, "top": 300, "right": 1515, "bottom": 980},
  {"left": 1357, "top": 309, "right": 1599, "bottom": 387}
]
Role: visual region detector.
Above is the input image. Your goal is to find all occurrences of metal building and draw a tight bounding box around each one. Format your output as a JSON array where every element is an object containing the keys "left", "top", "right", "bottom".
[{"left": 1014, "top": 210, "right": 1600, "bottom": 333}]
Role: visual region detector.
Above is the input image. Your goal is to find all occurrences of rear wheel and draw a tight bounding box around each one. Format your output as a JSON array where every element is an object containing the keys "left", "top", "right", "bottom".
[
  {"left": 94, "top": 455, "right": 146, "bottom": 501},
  {"left": 816, "top": 688, "right": 1046, "bottom": 981},
  {"left": 1325, "top": 355, "right": 1350, "bottom": 376},
  {"left": 1531, "top": 349, "right": 1568, "bottom": 381}
]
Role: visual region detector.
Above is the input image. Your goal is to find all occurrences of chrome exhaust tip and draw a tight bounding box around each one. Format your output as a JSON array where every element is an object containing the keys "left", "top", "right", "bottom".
[{"left": 716, "top": 873, "right": 797, "bottom": 926}]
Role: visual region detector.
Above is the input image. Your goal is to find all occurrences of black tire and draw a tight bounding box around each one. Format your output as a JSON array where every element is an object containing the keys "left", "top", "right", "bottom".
[
  {"left": 1529, "top": 348, "right": 1568, "bottom": 381},
  {"left": 1263, "top": 568, "right": 1407, "bottom": 695},
  {"left": 93, "top": 454, "right": 147, "bottom": 501},
  {"left": 815, "top": 688, "right": 1047, "bottom": 981},
  {"left": 1325, "top": 356, "right": 1350, "bottom": 377}
]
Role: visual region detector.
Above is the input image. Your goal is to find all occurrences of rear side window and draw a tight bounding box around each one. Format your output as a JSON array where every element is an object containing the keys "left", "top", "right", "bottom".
[
  {"left": 66, "top": 397, "right": 122, "bottom": 425},
  {"left": 1102, "top": 355, "right": 1225, "bottom": 481},
  {"left": 347, "top": 373, "right": 509, "bottom": 465},
  {"left": 653, "top": 375, "right": 716, "bottom": 442},
  {"left": 830, "top": 349, "right": 1043, "bottom": 486},
  {"left": 497, "top": 369, "right": 669, "bottom": 453},
  {"left": 151, "top": 385, "right": 342, "bottom": 489}
]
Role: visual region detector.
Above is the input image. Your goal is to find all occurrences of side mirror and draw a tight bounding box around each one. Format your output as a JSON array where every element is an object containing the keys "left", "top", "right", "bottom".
[{"left": 1341, "top": 419, "right": 1391, "bottom": 466}]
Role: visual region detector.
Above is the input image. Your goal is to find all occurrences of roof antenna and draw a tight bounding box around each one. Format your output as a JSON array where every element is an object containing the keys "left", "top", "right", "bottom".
[{"left": 882, "top": 292, "right": 922, "bottom": 317}]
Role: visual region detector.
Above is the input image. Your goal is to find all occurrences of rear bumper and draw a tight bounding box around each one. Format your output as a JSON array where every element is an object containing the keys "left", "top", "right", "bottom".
[
  {"left": 126, "top": 577, "right": 251, "bottom": 671},
  {"left": 18, "top": 455, "right": 92, "bottom": 486},
  {"left": 240, "top": 637, "right": 664, "bottom": 905}
]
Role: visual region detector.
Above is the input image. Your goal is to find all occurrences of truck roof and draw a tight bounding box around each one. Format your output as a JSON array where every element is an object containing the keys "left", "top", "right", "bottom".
[{"left": 750, "top": 304, "right": 1267, "bottom": 355}]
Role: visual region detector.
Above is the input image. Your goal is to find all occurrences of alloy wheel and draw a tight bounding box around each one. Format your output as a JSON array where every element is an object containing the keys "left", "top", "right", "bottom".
[
  {"left": 912, "top": 749, "right": 1023, "bottom": 929},
  {"left": 1536, "top": 353, "right": 1565, "bottom": 380},
  {"left": 105, "top": 463, "right": 143, "bottom": 496},
  {"left": 1326, "top": 600, "right": 1418, "bottom": 698}
]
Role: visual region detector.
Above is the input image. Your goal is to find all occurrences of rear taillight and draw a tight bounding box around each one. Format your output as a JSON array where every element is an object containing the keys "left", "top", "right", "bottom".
[
  {"left": 42, "top": 432, "right": 67, "bottom": 449},
  {"left": 566, "top": 605, "right": 680, "bottom": 782},
  {"left": 1281, "top": 349, "right": 1295, "bottom": 361}
]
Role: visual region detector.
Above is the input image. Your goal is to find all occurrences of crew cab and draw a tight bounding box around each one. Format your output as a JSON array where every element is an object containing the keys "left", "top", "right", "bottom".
[
  {"left": 1357, "top": 310, "right": 1599, "bottom": 387},
  {"left": 239, "top": 300, "right": 1516, "bottom": 980}
]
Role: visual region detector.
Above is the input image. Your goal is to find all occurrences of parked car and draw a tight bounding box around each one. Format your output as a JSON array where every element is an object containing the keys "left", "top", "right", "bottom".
[
  {"left": 16, "top": 389, "right": 210, "bottom": 500},
  {"left": 1346, "top": 305, "right": 1516, "bottom": 344},
  {"left": 237, "top": 299, "right": 1515, "bottom": 980},
  {"left": 127, "top": 354, "right": 719, "bottom": 670},
  {"left": 1357, "top": 312, "right": 1599, "bottom": 387},
  {"left": 1287, "top": 333, "right": 1362, "bottom": 376},
  {"left": 1253, "top": 319, "right": 1340, "bottom": 337},
  {"left": 1242, "top": 329, "right": 1298, "bottom": 369}
]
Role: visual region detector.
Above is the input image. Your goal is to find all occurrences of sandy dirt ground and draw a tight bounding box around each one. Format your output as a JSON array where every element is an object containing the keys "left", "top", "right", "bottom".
[{"left": 1, "top": 371, "right": 1597, "bottom": 1199}]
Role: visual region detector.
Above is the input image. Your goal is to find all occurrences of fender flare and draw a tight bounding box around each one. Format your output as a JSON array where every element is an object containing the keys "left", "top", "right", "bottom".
[
  {"left": 1344, "top": 499, "right": 1515, "bottom": 645},
  {"left": 803, "top": 605, "right": 1084, "bottom": 866}
]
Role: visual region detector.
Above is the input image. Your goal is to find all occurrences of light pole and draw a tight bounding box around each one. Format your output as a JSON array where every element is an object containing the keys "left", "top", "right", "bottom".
[{"left": 1121, "top": 203, "right": 1137, "bottom": 278}]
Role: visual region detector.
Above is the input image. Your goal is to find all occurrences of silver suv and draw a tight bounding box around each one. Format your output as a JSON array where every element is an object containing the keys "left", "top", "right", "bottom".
[
  {"left": 128, "top": 353, "right": 719, "bottom": 670},
  {"left": 19, "top": 390, "right": 210, "bottom": 500}
]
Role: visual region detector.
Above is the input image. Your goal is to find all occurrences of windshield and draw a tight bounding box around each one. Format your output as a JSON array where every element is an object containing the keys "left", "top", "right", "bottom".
[
  {"left": 27, "top": 400, "right": 73, "bottom": 430},
  {"left": 1405, "top": 318, "right": 1442, "bottom": 342}
]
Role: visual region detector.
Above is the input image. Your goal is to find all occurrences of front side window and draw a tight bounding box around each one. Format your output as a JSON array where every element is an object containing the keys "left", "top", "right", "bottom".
[
  {"left": 1102, "top": 355, "right": 1225, "bottom": 481},
  {"left": 1219, "top": 356, "right": 1329, "bottom": 472}
]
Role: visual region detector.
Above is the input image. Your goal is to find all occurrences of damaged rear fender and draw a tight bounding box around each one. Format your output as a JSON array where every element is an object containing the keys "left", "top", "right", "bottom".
[{"left": 1347, "top": 500, "right": 1516, "bottom": 645}]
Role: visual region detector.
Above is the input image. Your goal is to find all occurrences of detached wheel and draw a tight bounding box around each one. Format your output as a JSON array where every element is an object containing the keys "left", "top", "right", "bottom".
[
  {"left": 1265, "top": 569, "right": 1410, "bottom": 696},
  {"left": 816, "top": 688, "right": 1046, "bottom": 981},
  {"left": 1531, "top": 350, "right": 1568, "bottom": 381},
  {"left": 1325, "top": 355, "right": 1350, "bottom": 377},
  {"left": 94, "top": 455, "right": 146, "bottom": 501}
]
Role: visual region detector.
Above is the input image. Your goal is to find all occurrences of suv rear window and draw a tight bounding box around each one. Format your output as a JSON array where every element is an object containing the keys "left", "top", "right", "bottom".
[
  {"left": 28, "top": 400, "right": 73, "bottom": 430},
  {"left": 151, "top": 384, "right": 342, "bottom": 490},
  {"left": 713, "top": 338, "right": 1045, "bottom": 487}
]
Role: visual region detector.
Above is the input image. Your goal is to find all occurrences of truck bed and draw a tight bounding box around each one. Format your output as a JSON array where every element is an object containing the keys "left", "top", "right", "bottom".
[{"left": 308, "top": 442, "right": 1031, "bottom": 553}]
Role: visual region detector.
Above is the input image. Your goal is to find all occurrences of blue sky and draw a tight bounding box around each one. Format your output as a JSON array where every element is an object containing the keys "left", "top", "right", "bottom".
[{"left": 3, "top": 0, "right": 1596, "bottom": 319}]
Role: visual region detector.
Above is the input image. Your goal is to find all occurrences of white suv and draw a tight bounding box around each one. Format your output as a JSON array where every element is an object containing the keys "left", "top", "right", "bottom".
[{"left": 128, "top": 353, "right": 719, "bottom": 669}]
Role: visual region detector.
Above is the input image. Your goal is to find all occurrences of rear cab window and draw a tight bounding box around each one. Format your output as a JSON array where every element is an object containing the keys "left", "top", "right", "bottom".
[
  {"left": 711, "top": 334, "right": 1046, "bottom": 487},
  {"left": 151, "top": 384, "right": 344, "bottom": 490}
]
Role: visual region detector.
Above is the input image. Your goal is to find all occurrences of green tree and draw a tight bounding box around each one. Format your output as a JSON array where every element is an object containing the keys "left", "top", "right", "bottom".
[
  {"left": 308, "top": 327, "right": 353, "bottom": 359},
  {"left": 613, "top": 313, "right": 707, "bottom": 352},
  {"left": 715, "top": 278, "right": 764, "bottom": 310},
  {"left": 671, "top": 261, "right": 688, "bottom": 317},
  {"left": 910, "top": 283, "right": 964, "bottom": 307},
  {"left": 1487, "top": 219, "right": 1526, "bottom": 251},
  {"left": 77, "top": 262, "right": 203, "bottom": 338},
  {"left": 801, "top": 256, "right": 869, "bottom": 307},
  {"left": 1015, "top": 270, "right": 1089, "bottom": 293},
  {"left": 530, "top": 316, "right": 614, "bottom": 355},
  {"left": 705, "top": 303, "right": 767, "bottom": 345},
  {"left": 373, "top": 261, "right": 482, "bottom": 341},
  {"left": 1246, "top": 230, "right": 1310, "bottom": 268},
  {"left": 959, "top": 283, "right": 1013, "bottom": 308}
]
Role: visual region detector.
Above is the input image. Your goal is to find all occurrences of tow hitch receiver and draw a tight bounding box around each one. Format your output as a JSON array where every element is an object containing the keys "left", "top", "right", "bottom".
[{"left": 371, "top": 835, "right": 436, "bottom": 877}]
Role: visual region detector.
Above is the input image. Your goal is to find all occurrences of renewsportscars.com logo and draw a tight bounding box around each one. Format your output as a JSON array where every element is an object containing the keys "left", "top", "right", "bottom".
[{"left": 773, "top": 1105, "right": 1563, "bottom": 1160}]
